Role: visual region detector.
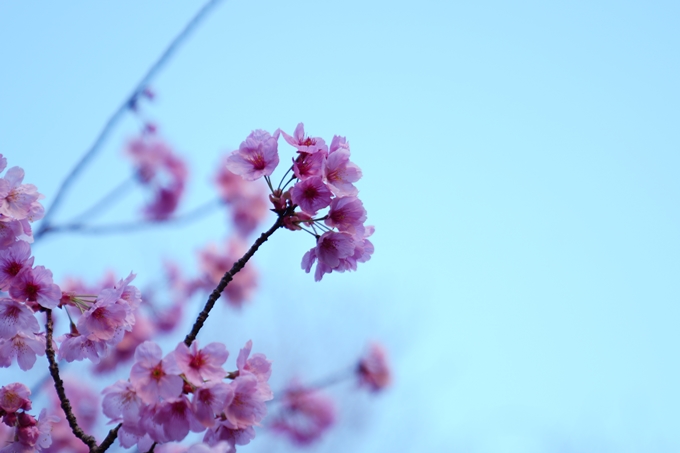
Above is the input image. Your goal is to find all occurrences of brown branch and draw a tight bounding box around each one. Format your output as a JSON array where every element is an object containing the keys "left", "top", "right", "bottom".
[
  {"left": 44, "top": 309, "right": 98, "bottom": 451},
  {"left": 94, "top": 423, "right": 122, "bottom": 453},
  {"left": 184, "top": 213, "right": 288, "bottom": 346}
]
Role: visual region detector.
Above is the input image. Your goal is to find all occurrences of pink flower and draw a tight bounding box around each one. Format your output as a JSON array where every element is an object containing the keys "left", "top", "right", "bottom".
[
  {"left": 225, "top": 130, "right": 280, "bottom": 181},
  {"left": 144, "top": 186, "right": 184, "bottom": 221},
  {"left": 102, "top": 380, "right": 142, "bottom": 424},
  {"left": 152, "top": 395, "right": 204, "bottom": 442},
  {"left": 172, "top": 341, "right": 228, "bottom": 386},
  {"left": 214, "top": 160, "right": 270, "bottom": 236},
  {"left": 77, "top": 300, "right": 129, "bottom": 344},
  {"left": 292, "top": 151, "right": 325, "bottom": 180},
  {"left": 0, "top": 299, "right": 40, "bottom": 340},
  {"left": 301, "top": 231, "right": 365, "bottom": 281},
  {"left": 56, "top": 332, "right": 107, "bottom": 364},
  {"left": 129, "top": 341, "right": 183, "bottom": 404},
  {"left": 223, "top": 374, "right": 270, "bottom": 429},
  {"left": 96, "top": 272, "right": 141, "bottom": 323},
  {"left": 357, "top": 342, "right": 391, "bottom": 392},
  {"left": 0, "top": 332, "right": 45, "bottom": 371},
  {"left": 230, "top": 195, "right": 269, "bottom": 237},
  {"left": 336, "top": 225, "right": 374, "bottom": 273},
  {"left": 93, "top": 314, "right": 154, "bottom": 374},
  {"left": 271, "top": 385, "right": 335, "bottom": 445},
  {"left": 325, "top": 196, "right": 367, "bottom": 236},
  {"left": 236, "top": 340, "right": 272, "bottom": 390},
  {"left": 126, "top": 137, "right": 188, "bottom": 220},
  {"left": 316, "top": 231, "right": 355, "bottom": 268},
  {"left": 191, "top": 382, "right": 233, "bottom": 428},
  {"left": 0, "top": 220, "right": 32, "bottom": 247},
  {"left": 323, "top": 147, "right": 362, "bottom": 196},
  {"left": 0, "top": 383, "right": 31, "bottom": 413},
  {"left": 3, "top": 409, "right": 59, "bottom": 453},
  {"left": 9, "top": 266, "right": 61, "bottom": 309},
  {"left": 329, "top": 135, "right": 350, "bottom": 154},
  {"left": 0, "top": 241, "right": 34, "bottom": 290},
  {"left": 0, "top": 167, "right": 41, "bottom": 221},
  {"left": 35, "top": 409, "right": 60, "bottom": 451},
  {"left": 281, "top": 123, "right": 328, "bottom": 154},
  {"left": 290, "top": 176, "right": 332, "bottom": 215},
  {"left": 203, "top": 420, "right": 255, "bottom": 450}
]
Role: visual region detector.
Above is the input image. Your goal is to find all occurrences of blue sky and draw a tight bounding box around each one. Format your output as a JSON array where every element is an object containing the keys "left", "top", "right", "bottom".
[{"left": 1, "top": 1, "right": 679, "bottom": 452}]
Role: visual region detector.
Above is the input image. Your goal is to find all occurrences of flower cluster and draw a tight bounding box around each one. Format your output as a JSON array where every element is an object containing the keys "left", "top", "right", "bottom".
[
  {"left": 126, "top": 136, "right": 188, "bottom": 220},
  {"left": 224, "top": 123, "right": 374, "bottom": 280},
  {"left": 102, "top": 339, "right": 272, "bottom": 452},
  {"left": 57, "top": 273, "right": 142, "bottom": 364},
  {"left": 0, "top": 155, "right": 55, "bottom": 371},
  {"left": 0, "top": 383, "right": 60, "bottom": 453}
]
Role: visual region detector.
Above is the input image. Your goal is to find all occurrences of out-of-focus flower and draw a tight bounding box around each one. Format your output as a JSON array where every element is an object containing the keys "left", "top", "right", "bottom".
[
  {"left": 270, "top": 383, "right": 335, "bottom": 445},
  {"left": 126, "top": 137, "right": 188, "bottom": 220},
  {"left": 357, "top": 342, "right": 391, "bottom": 392}
]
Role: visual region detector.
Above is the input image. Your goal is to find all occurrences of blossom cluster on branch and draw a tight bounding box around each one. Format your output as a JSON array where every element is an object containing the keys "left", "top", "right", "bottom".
[
  {"left": 224, "top": 122, "right": 374, "bottom": 281},
  {"left": 0, "top": 113, "right": 389, "bottom": 453}
]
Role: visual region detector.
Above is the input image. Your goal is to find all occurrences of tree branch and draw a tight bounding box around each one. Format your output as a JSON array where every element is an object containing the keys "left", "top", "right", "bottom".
[
  {"left": 44, "top": 309, "right": 98, "bottom": 451},
  {"left": 95, "top": 423, "right": 122, "bottom": 453},
  {"left": 35, "top": 0, "right": 224, "bottom": 240},
  {"left": 184, "top": 212, "right": 289, "bottom": 346},
  {"left": 39, "top": 198, "right": 222, "bottom": 236}
]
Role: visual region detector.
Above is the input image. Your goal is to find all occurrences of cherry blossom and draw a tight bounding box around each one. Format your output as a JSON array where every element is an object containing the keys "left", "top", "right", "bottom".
[
  {"left": 0, "top": 167, "right": 41, "bottom": 221},
  {"left": 0, "top": 332, "right": 45, "bottom": 371},
  {"left": 281, "top": 123, "right": 328, "bottom": 154},
  {"left": 9, "top": 266, "right": 61, "bottom": 309},
  {"left": 357, "top": 342, "right": 391, "bottom": 392},
  {"left": 290, "top": 176, "right": 332, "bottom": 215},
  {"left": 129, "top": 341, "right": 183, "bottom": 404},
  {"left": 225, "top": 130, "right": 280, "bottom": 181},
  {"left": 0, "top": 241, "right": 34, "bottom": 290},
  {"left": 126, "top": 137, "right": 188, "bottom": 220},
  {"left": 192, "top": 382, "right": 234, "bottom": 428},
  {"left": 0, "top": 299, "right": 40, "bottom": 340},
  {"left": 0, "top": 383, "right": 31, "bottom": 414},
  {"left": 325, "top": 196, "right": 367, "bottom": 236},
  {"left": 172, "top": 341, "right": 228, "bottom": 386},
  {"left": 271, "top": 385, "right": 335, "bottom": 445}
]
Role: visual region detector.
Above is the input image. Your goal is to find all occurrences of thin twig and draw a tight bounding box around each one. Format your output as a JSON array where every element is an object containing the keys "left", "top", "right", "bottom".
[
  {"left": 270, "top": 367, "right": 354, "bottom": 404},
  {"left": 35, "top": 0, "right": 224, "bottom": 240},
  {"left": 68, "top": 176, "right": 135, "bottom": 224},
  {"left": 184, "top": 211, "right": 290, "bottom": 346},
  {"left": 44, "top": 309, "right": 98, "bottom": 451},
  {"left": 39, "top": 198, "right": 222, "bottom": 236},
  {"left": 95, "top": 423, "right": 122, "bottom": 453}
]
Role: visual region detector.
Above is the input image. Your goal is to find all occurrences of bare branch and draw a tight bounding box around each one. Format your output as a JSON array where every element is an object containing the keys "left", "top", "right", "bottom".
[
  {"left": 39, "top": 198, "right": 222, "bottom": 236},
  {"left": 36, "top": 0, "right": 224, "bottom": 240}
]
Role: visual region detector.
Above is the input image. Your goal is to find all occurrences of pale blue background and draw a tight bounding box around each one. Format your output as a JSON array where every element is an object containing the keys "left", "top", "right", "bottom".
[{"left": 1, "top": 1, "right": 679, "bottom": 452}]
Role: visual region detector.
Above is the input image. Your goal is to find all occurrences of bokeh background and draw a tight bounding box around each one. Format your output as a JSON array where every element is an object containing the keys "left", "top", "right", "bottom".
[{"left": 1, "top": 1, "right": 679, "bottom": 452}]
